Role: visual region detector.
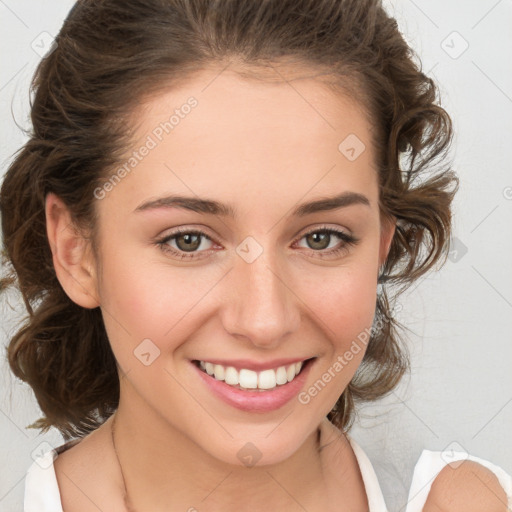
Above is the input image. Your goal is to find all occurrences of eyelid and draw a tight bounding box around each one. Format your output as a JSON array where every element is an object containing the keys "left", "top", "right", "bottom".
[
  {"left": 290, "top": 223, "right": 354, "bottom": 249},
  {"left": 156, "top": 225, "right": 219, "bottom": 246},
  {"left": 292, "top": 223, "right": 352, "bottom": 242}
]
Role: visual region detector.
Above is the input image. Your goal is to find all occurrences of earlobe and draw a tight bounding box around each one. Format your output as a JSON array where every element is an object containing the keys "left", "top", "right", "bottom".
[{"left": 45, "top": 192, "right": 100, "bottom": 309}]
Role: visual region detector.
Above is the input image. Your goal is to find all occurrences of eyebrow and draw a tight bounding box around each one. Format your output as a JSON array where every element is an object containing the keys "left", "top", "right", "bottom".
[{"left": 134, "top": 191, "right": 370, "bottom": 218}]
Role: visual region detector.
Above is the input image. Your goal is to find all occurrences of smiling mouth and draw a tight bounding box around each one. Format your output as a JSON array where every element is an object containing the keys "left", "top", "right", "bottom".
[{"left": 192, "top": 358, "right": 314, "bottom": 392}]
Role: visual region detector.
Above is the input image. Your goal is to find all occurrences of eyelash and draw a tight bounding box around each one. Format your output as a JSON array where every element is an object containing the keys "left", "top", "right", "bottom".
[{"left": 155, "top": 225, "right": 360, "bottom": 261}]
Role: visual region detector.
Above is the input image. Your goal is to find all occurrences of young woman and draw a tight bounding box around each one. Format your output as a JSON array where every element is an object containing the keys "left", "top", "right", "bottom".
[{"left": 1, "top": 0, "right": 511, "bottom": 511}]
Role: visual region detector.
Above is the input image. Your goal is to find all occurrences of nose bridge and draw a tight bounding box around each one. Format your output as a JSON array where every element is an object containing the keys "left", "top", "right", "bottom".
[{"left": 222, "top": 244, "right": 300, "bottom": 347}]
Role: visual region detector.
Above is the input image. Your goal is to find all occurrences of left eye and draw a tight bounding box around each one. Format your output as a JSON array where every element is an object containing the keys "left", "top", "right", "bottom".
[
  {"left": 159, "top": 230, "right": 214, "bottom": 256},
  {"left": 296, "top": 229, "right": 345, "bottom": 251}
]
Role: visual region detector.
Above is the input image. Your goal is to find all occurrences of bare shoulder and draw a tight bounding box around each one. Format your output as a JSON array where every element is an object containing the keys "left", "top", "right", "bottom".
[
  {"left": 53, "top": 416, "right": 124, "bottom": 512},
  {"left": 422, "top": 460, "right": 508, "bottom": 512},
  {"left": 54, "top": 416, "right": 112, "bottom": 474}
]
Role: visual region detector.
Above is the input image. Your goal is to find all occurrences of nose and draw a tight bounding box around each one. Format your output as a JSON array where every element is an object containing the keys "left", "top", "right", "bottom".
[{"left": 220, "top": 248, "right": 301, "bottom": 349}]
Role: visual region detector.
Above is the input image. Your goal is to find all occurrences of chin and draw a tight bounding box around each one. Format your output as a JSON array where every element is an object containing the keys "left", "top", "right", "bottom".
[{"left": 194, "top": 422, "right": 317, "bottom": 468}]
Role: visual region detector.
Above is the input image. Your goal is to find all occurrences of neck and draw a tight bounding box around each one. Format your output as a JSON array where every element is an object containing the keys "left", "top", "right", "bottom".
[{"left": 110, "top": 400, "right": 350, "bottom": 511}]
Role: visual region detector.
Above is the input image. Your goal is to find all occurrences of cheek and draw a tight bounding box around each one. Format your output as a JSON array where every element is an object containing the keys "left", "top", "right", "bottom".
[
  {"left": 301, "top": 260, "right": 378, "bottom": 345},
  {"left": 96, "top": 243, "right": 227, "bottom": 360},
  {"left": 333, "top": 274, "right": 377, "bottom": 339},
  {"left": 296, "top": 264, "right": 378, "bottom": 411},
  {"left": 95, "top": 242, "right": 188, "bottom": 349}
]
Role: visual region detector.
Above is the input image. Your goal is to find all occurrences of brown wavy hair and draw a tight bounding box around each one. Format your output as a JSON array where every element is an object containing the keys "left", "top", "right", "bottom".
[{"left": 0, "top": 0, "right": 458, "bottom": 441}]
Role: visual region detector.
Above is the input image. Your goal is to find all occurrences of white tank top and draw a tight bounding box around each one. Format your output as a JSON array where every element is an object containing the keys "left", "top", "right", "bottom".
[{"left": 24, "top": 434, "right": 512, "bottom": 511}]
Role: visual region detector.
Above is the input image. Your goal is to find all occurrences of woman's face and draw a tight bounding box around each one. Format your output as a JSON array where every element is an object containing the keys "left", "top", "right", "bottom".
[{"left": 90, "top": 66, "right": 394, "bottom": 466}]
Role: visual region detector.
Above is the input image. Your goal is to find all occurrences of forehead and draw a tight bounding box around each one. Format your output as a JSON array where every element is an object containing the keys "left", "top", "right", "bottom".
[
  {"left": 104, "top": 66, "right": 378, "bottom": 215},
  {"left": 135, "top": 65, "right": 373, "bottom": 152}
]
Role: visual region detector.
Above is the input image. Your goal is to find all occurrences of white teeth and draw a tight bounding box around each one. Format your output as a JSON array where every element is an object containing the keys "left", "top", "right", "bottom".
[
  {"left": 225, "top": 366, "right": 239, "bottom": 385},
  {"left": 276, "top": 366, "right": 288, "bottom": 385},
  {"left": 197, "top": 360, "right": 306, "bottom": 390},
  {"left": 239, "top": 369, "right": 258, "bottom": 389},
  {"left": 205, "top": 362, "right": 214, "bottom": 375},
  {"left": 213, "top": 364, "right": 225, "bottom": 380},
  {"left": 258, "top": 369, "right": 276, "bottom": 390}
]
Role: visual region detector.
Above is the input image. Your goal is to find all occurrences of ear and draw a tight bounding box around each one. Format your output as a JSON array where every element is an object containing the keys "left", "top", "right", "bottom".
[
  {"left": 45, "top": 192, "right": 100, "bottom": 309},
  {"left": 378, "top": 213, "right": 396, "bottom": 268}
]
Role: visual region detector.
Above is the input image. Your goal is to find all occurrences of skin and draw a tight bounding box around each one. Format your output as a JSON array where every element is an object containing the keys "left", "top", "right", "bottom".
[
  {"left": 423, "top": 461, "right": 508, "bottom": 512},
  {"left": 47, "top": 64, "right": 396, "bottom": 511}
]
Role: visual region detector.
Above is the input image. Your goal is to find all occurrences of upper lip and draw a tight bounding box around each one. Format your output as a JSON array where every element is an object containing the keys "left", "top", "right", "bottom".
[{"left": 192, "top": 357, "right": 314, "bottom": 372}]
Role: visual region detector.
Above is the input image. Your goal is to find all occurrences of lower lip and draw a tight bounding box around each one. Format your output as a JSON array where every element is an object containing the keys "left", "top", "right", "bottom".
[{"left": 192, "top": 359, "right": 314, "bottom": 412}]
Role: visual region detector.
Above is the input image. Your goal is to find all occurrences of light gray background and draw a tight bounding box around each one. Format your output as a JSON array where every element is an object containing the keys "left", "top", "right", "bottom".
[{"left": 1, "top": 1, "right": 511, "bottom": 511}]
